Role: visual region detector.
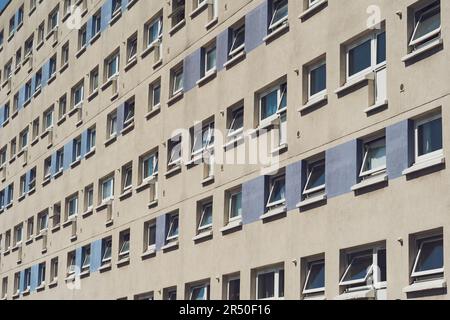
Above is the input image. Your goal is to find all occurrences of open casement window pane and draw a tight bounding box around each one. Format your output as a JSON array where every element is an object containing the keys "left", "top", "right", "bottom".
[
  {"left": 102, "top": 240, "right": 112, "bottom": 263},
  {"left": 303, "top": 161, "right": 325, "bottom": 196},
  {"left": 82, "top": 248, "right": 91, "bottom": 269},
  {"left": 168, "top": 138, "right": 182, "bottom": 165},
  {"left": 412, "top": 237, "right": 443, "bottom": 278},
  {"left": 124, "top": 101, "right": 135, "bottom": 124},
  {"left": 123, "top": 167, "right": 132, "bottom": 189},
  {"left": 166, "top": 215, "right": 179, "bottom": 241},
  {"left": 410, "top": 2, "right": 441, "bottom": 48},
  {"left": 192, "top": 124, "right": 214, "bottom": 155},
  {"left": 360, "top": 138, "right": 386, "bottom": 177},
  {"left": 267, "top": 176, "right": 286, "bottom": 208},
  {"left": 228, "top": 107, "right": 244, "bottom": 136},
  {"left": 107, "top": 55, "right": 119, "bottom": 80},
  {"left": 309, "top": 63, "right": 326, "bottom": 98},
  {"left": 269, "top": 0, "right": 288, "bottom": 31},
  {"left": 229, "top": 192, "right": 242, "bottom": 220},
  {"left": 229, "top": 26, "right": 245, "bottom": 57},
  {"left": 143, "top": 154, "right": 158, "bottom": 179},
  {"left": 340, "top": 252, "right": 373, "bottom": 286},
  {"left": 190, "top": 285, "right": 209, "bottom": 300},
  {"left": 260, "top": 84, "right": 287, "bottom": 121},
  {"left": 417, "top": 116, "right": 442, "bottom": 160},
  {"left": 119, "top": 233, "right": 130, "bottom": 257},
  {"left": 148, "top": 17, "right": 163, "bottom": 46},
  {"left": 198, "top": 203, "right": 213, "bottom": 231},
  {"left": 303, "top": 261, "right": 325, "bottom": 294}
]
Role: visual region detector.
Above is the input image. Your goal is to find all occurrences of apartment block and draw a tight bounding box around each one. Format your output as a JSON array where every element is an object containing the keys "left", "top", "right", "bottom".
[{"left": 0, "top": 0, "right": 448, "bottom": 300}]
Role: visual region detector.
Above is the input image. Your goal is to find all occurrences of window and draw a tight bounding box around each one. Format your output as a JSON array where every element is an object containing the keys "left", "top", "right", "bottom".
[
  {"left": 112, "top": 0, "right": 122, "bottom": 16},
  {"left": 25, "top": 81, "right": 32, "bottom": 102},
  {"left": 0, "top": 147, "right": 6, "bottom": 167},
  {"left": 107, "top": 111, "right": 118, "bottom": 138},
  {"left": 203, "top": 45, "right": 217, "bottom": 76},
  {"left": 50, "top": 257, "right": 58, "bottom": 282},
  {"left": 37, "top": 22, "right": 45, "bottom": 44},
  {"left": 166, "top": 213, "right": 179, "bottom": 243},
  {"left": 164, "top": 287, "right": 177, "bottom": 300},
  {"left": 32, "top": 118, "right": 40, "bottom": 140},
  {"left": 20, "top": 175, "right": 27, "bottom": 197},
  {"left": 28, "top": 167, "right": 36, "bottom": 191},
  {"left": 87, "top": 126, "right": 96, "bottom": 151},
  {"left": 168, "top": 136, "right": 182, "bottom": 167},
  {"left": 37, "top": 210, "right": 49, "bottom": 233},
  {"left": 81, "top": 245, "right": 91, "bottom": 272},
  {"left": 340, "top": 247, "right": 386, "bottom": 290},
  {"left": 84, "top": 185, "right": 94, "bottom": 211},
  {"left": 411, "top": 235, "right": 443, "bottom": 280},
  {"left": 127, "top": 33, "right": 137, "bottom": 62},
  {"left": 105, "top": 51, "right": 120, "bottom": 81},
  {"left": 26, "top": 217, "right": 34, "bottom": 240},
  {"left": 227, "top": 105, "right": 244, "bottom": 137},
  {"left": 359, "top": 137, "right": 386, "bottom": 179},
  {"left": 49, "top": 55, "right": 57, "bottom": 78},
  {"left": 146, "top": 16, "right": 163, "bottom": 48},
  {"left": 198, "top": 201, "right": 213, "bottom": 233},
  {"left": 56, "top": 148, "right": 64, "bottom": 172},
  {"left": 63, "top": 0, "right": 71, "bottom": 15},
  {"left": 1, "top": 277, "right": 7, "bottom": 299},
  {"left": 71, "top": 81, "right": 84, "bottom": 108},
  {"left": 118, "top": 229, "right": 130, "bottom": 260},
  {"left": 409, "top": 1, "right": 440, "bottom": 50},
  {"left": 67, "top": 251, "right": 76, "bottom": 277},
  {"left": 171, "top": 0, "right": 186, "bottom": 27},
  {"left": 24, "top": 35, "right": 34, "bottom": 57},
  {"left": 17, "top": 5, "right": 24, "bottom": 26},
  {"left": 3, "top": 103, "right": 10, "bottom": 122},
  {"left": 100, "top": 176, "right": 114, "bottom": 202},
  {"left": 269, "top": 0, "right": 288, "bottom": 32},
  {"left": 58, "top": 94, "right": 67, "bottom": 119},
  {"left": 308, "top": 61, "right": 326, "bottom": 99},
  {"left": 191, "top": 121, "right": 214, "bottom": 157},
  {"left": 266, "top": 174, "right": 286, "bottom": 210},
  {"left": 101, "top": 237, "right": 112, "bottom": 265},
  {"left": 142, "top": 152, "right": 158, "bottom": 181},
  {"left": 189, "top": 283, "right": 210, "bottom": 300},
  {"left": 122, "top": 163, "right": 133, "bottom": 191},
  {"left": 14, "top": 224, "right": 23, "bottom": 246},
  {"left": 67, "top": 194, "right": 78, "bottom": 219},
  {"left": 43, "top": 107, "right": 54, "bottom": 130},
  {"left": 37, "top": 263, "right": 46, "bottom": 287},
  {"left": 303, "top": 259, "right": 325, "bottom": 296},
  {"left": 123, "top": 98, "right": 135, "bottom": 127},
  {"left": 44, "top": 157, "right": 52, "bottom": 180},
  {"left": 10, "top": 138, "right": 17, "bottom": 159},
  {"left": 144, "top": 220, "right": 156, "bottom": 251},
  {"left": 61, "top": 42, "right": 69, "bottom": 66},
  {"left": 78, "top": 24, "right": 87, "bottom": 49},
  {"left": 92, "top": 11, "right": 101, "bottom": 36},
  {"left": 72, "top": 136, "right": 82, "bottom": 163},
  {"left": 5, "top": 60, "right": 12, "bottom": 79},
  {"left": 149, "top": 80, "right": 161, "bottom": 110},
  {"left": 8, "top": 16, "right": 14, "bottom": 37},
  {"left": 5, "top": 231, "right": 11, "bottom": 250},
  {"left": 48, "top": 7, "right": 59, "bottom": 31},
  {"left": 229, "top": 24, "right": 245, "bottom": 58},
  {"left": 90, "top": 67, "right": 99, "bottom": 93},
  {"left": 259, "top": 83, "right": 287, "bottom": 123},
  {"left": 256, "top": 267, "right": 284, "bottom": 300},
  {"left": 226, "top": 276, "right": 240, "bottom": 300},
  {"left": 13, "top": 273, "right": 20, "bottom": 295},
  {"left": 227, "top": 188, "right": 242, "bottom": 223},
  {"left": 24, "top": 268, "right": 31, "bottom": 291},
  {"left": 19, "top": 127, "right": 29, "bottom": 150},
  {"left": 346, "top": 30, "right": 386, "bottom": 80},
  {"left": 414, "top": 113, "right": 443, "bottom": 163},
  {"left": 303, "top": 159, "right": 325, "bottom": 198},
  {"left": 171, "top": 66, "right": 184, "bottom": 96}
]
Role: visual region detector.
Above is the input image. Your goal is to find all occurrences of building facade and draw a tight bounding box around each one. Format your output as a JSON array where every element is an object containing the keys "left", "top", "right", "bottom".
[{"left": 0, "top": 0, "right": 448, "bottom": 300}]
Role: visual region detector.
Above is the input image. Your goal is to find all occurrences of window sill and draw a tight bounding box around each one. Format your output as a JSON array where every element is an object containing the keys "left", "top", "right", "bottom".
[
  {"left": 205, "top": 17, "right": 218, "bottom": 30},
  {"left": 165, "top": 164, "right": 182, "bottom": 177},
  {"left": 223, "top": 51, "right": 246, "bottom": 69},
  {"left": 271, "top": 143, "right": 288, "bottom": 156},
  {"left": 96, "top": 200, "right": 113, "bottom": 212},
  {"left": 75, "top": 45, "right": 87, "bottom": 58},
  {"left": 87, "top": 89, "right": 99, "bottom": 102},
  {"left": 193, "top": 230, "right": 213, "bottom": 242},
  {"left": 81, "top": 209, "right": 93, "bottom": 218},
  {"left": 297, "top": 193, "right": 327, "bottom": 208},
  {"left": 335, "top": 288, "right": 375, "bottom": 300},
  {"left": 190, "top": 2, "right": 209, "bottom": 19},
  {"left": 299, "top": 0, "right": 328, "bottom": 21},
  {"left": 109, "top": 11, "right": 122, "bottom": 25},
  {"left": 250, "top": 114, "right": 281, "bottom": 137},
  {"left": 169, "top": 19, "right": 186, "bottom": 36},
  {"left": 18, "top": 194, "right": 26, "bottom": 202},
  {"left": 402, "top": 155, "right": 445, "bottom": 176},
  {"left": 148, "top": 199, "right": 159, "bottom": 208},
  {"left": 127, "top": 0, "right": 138, "bottom": 9},
  {"left": 351, "top": 173, "right": 388, "bottom": 192},
  {"left": 119, "top": 188, "right": 133, "bottom": 200},
  {"left": 220, "top": 219, "right": 242, "bottom": 234},
  {"left": 85, "top": 148, "right": 96, "bottom": 159},
  {"left": 298, "top": 92, "right": 328, "bottom": 113},
  {"left": 33, "top": 87, "right": 42, "bottom": 98},
  {"left": 263, "top": 22, "right": 289, "bottom": 44},
  {"left": 62, "top": 218, "right": 75, "bottom": 228},
  {"left": 53, "top": 169, "right": 63, "bottom": 179},
  {"left": 116, "top": 256, "right": 130, "bottom": 267},
  {"left": 57, "top": 115, "right": 67, "bottom": 126},
  {"left": 140, "top": 44, "right": 156, "bottom": 59},
  {"left": 25, "top": 238, "right": 33, "bottom": 245},
  {"left": 51, "top": 225, "right": 60, "bottom": 233},
  {"left": 141, "top": 248, "right": 156, "bottom": 259},
  {"left": 65, "top": 275, "right": 76, "bottom": 283},
  {"left": 401, "top": 38, "right": 443, "bottom": 63},
  {"left": 167, "top": 91, "right": 184, "bottom": 105},
  {"left": 260, "top": 205, "right": 287, "bottom": 221},
  {"left": 224, "top": 135, "right": 245, "bottom": 151},
  {"left": 364, "top": 99, "right": 388, "bottom": 114},
  {"left": 153, "top": 58, "right": 163, "bottom": 69},
  {"left": 48, "top": 279, "right": 58, "bottom": 288},
  {"left": 59, "top": 62, "right": 69, "bottom": 74},
  {"left": 89, "top": 32, "right": 101, "bottom": 45},
  {"left": 99, "top": 263, "right": 112, "bottom": 272},
  {"left": 120, "top": 122, "right": 135, "bottom": 135},
  {"left": 403, "top": 279, "right": 446, "bottom": 294},
  {"left": 104, "top": 135, "right": 118, "bottom": 147},
  {"left": 145, "top": 105, "right": 161, "bottom": 120},
  {"left": 70, "top": 159, "right": 81, "bottom": 168},
  {"left": 105, "top": 219, "right": 114, "bottom": 227},
  {"left": 124, "top": 57, "right": 138, "bottom": 72},
  {"left": 196, "top": 69, "right": 217, "bottom": 87},
  {"left": 202, "top": 175, "right": 215, "bottom": 185},
  {"left": 334, "top": 71, "right": 373, "bottom": 96},
  {"left": 47, "top": 73, "right": 57, "bottom": 85},
  {"left": 162, "top": 241, "right": 179, "bottom": 252}
]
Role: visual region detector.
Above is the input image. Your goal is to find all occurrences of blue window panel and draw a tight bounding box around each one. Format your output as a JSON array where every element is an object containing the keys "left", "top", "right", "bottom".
[
  {"left": 116, "top": 104, "right": 125, "bottom": 135},
  {"left": 242, "top": 175, "right": 267, "bottom": 224},
  {"left": 19, "top": 270, "right": 25, "bottom": 294},
  {"left": 90, "top": 240, "right": 102, "bottom": 273},
  {"left": 121, "top": 0, "right": 127, "bottom": 12},
  {"left": 51, "top": 152, "right": 58, "bottom": 176},
  {"left": 286, "top": 160, "right": 306, "bottom": 211},
  {"left": 183, "top": 49, "right": 202, "bottom": 92},
  {"left": 41, "top": 60, "right": 50, "bottom": 87},
  {"left": 101, "top": 0, "right": 112, "bottom": 31},
  {"left": 86, "top": 16, "right": 93, "bottom": 47},
  {"left": 80, "top": 129, "right": 89, "bottom": 159},
  {"left": 155, "top": 214, "right": 167, "bottom": 251},
  {"left": 245, "top": 1, "right": 268, "bottom": 53},
  {"left": 30, "top": 264, "right": 39, "bottom": 293},
  {"left": 75, "top": 247, "right": 83, "bottom": 276},
  {"left": 14, "top": 10, "right": 19, "bottom": 30},
  {"left": 325, "top": 140, "right": 360, "bottom": 199},
  {"left": 18, "top": 86, "right": 25, "bottom": 110},
  {"left": 63, "top": 141, "right": 74, "bottom": 170},
  {"left": 216, "top": 30, "right": 230, "bottom": 71},
  {"left": 386, "top": 120, "right": 414, "bottom": 179}
]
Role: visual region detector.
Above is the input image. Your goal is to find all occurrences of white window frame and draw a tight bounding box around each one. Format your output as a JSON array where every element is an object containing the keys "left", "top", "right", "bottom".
[
  {"left": 106, "top": 53, "right": 120, "bottom": 81},
  {"left": 192, "top": 122, "right": 214, "bottom": 156},
  {"left": 172, "top": 68, "right": 184, "bottom": 96},
  {"left": 81, "top": 247, "right": 91, "bottom": 270},
  {"left": 303, "top": 260, "right": 325, "bottom": 295},
  {"left": 101, "top": 177, "right": 114, "bottom": 202},
  {"left": 119, "top": 233, "right": 130, "bottom": 258},
  {"left": 359, "top": 137, "right": 386, "bottom": 178},
  {"left": 414, "top": 113, "right": 443, "bottom": 164},
  {"left": 189, "top": 284, "right": 209, "bottom": 300},
  {"left": 198, "top": 202, "right": 213, "bottom": 232},
  {"left": 256, "top": 268, "right": 284, "bottom": 300},
  {"left": 308, "top": 60, "right": 326, "bottom": 101},
  {"left": 303, "top": 160, "right": 326, "bottom": 196},
  {"left": 266, "top": 175, "right": 286, "bottom": 209},
  {"left": 102, "top": 239, "right": 112, "bottom": 263},
  {"left": 166, "top": 214, "right": 179, "bottom": 242},
  {"left": 204, "top": 45, "right": 217, "bottom": 75},
  {"left": 168, "top": 137, "right": 182, "bottom": 167},
  {"left": 67, "top": 196, "right": 78, "bottom": 219},
  {"left": 409, "top": 1, "right": 441, "bottom": 48},
  {"left": 228, "top": 190, "right": 242, "bottom": 222},
  {"left": 73, "top": 83, "right": 84, "bottom": 108},
  {"left": 143, "top": 153, "right": 158, "bottom": 181},
  {"left": 411, "top": 236, "right": 444, "bottom": 278},
  {"left": 269, "top": 0, "right": 288, "bottom": 32},
  {"left": 147, "top": 16, "right": 163, "bottom": 48},
  {"left": 228, "top": 106, "right": 244, "bottom": 137},
  {"left": 259, "top": 83, "right": 287, "bottom": 123},
  {"left": 229, "top": 25, "right": 245, "bottom": 57},
  {"left": 146, "top": 222, "right": 157, "bottom": 250}
]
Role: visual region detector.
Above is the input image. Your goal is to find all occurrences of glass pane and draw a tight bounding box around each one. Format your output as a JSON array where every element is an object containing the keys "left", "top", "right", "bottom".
[
  {"left": 310, "top": 64, "right": 326, "bottom": 96},
  {"left": 191, "top": 287, "right": 206, "bottom": 300},
  {"left": 228, "top": 279, "right": 240, "bottom": 300},
  {"left": 376, "top": 32, "right": 386, "bottom": 64},
  {"left": 348, "top": 39, "right": 371, "bottom": 77},
  {"left": 270, "top": 178, "right": 285, "bottom": 203},
  {"left": 306, "top": 163, "right": 325, "bottom": 190},
  {"left": 343, "top": 254, "right": 372, "bottom": 282},
  {"left": 413, "top": 5, "right": 440, "bottom": 42},
  {"left": 418, "top": 117, "right": 442, "bottom": 156},
  {"left": 148, "top": 225, "right": 156, "bottom": 246},
  {"left": 206, "top": 48, "right": 216, "bottom": 72},
  {"left": 230, "top": 192, "right": 242, "bottom": 219},
  {"left": 364, "top": 140, "right": 386, "bottom": 172},
  {"left": 230, "top": 108, "right": 244, "bottom": 131},
  {"left": 261, "top": 90, "right": 278, "bottom": 120},
  {"left": 271, "top": 0, "right": 288, "bottom": 26},
  {"left": 305, "top": 262, "right": 325, "bottom": 290},
  {"left": 168, "top": 216, "right": 179, "bottom": 238},
  {"left": 153, "top": 86, "right": 161, "bottom": 106},
  {"left": 416, "top": 239, "right": 443, "bottom": 272},
  {"left": 258, "top": 272, "right": 275, "bottom": 299},
  {"left": 378, "top": 249, "right": 387, "bottom": 282},
  {"left": 278, "top": 269, "right": 284, "bottom": 298},
  {"left": 200, "top": 204, "right": 213, "bottom": 228}
]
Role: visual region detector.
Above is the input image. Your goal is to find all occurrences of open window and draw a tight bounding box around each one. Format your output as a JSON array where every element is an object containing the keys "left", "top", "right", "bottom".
[
  {"left": 302, "top": 259, "right": 325, "bottom": 297},
  {"left": 167, "top": 135, "right": 182, "bottom": 169},
  {"left": 227, "top": 105, "right": 244, "bottom": 138},
  {"left": 259, "top": 83, "right": 287, "bottom": 125},
  {"left": 409, "top": 1, "right": 441, "bottom": 51},
  {"left": 188, "top": 282, "right": 210, "bottom": 300},
  {"left": 269, "top": 0, "right": 288, "bottom": 32},
  {"left": 415, "top": 113, "right": 443, "bottom": 164},
  {"left": 266, "top": 174, "right": 286, "bottom": 211},
  {"left": 166, "top": 212, "right": 179, "bottom": 244},
  {"left": 229, "top": 24, "right": 245, "bottom": 58},
  {"left": 81, "top": 245, "right": 91, "bottom": 273},
  {"left": 101, "top": 237, "right": 112, "bottom": 266},
  {"left": 191, "top": 121, "right": 214, "bottom": 158},
  {"left": 197, "top": 200, "right": 213, "bottom": 234},
  {"left": 118, "top": 229, "right": 130, "bottom": 260},
  {"left": 359, "top": 136, "right": 386, "bottom": 179},
  {"left": 411, "top": 235, "right": 443, "bottom": 281},
  {"left": 303, "top": 159, "right": 326, "bottom": 198}
]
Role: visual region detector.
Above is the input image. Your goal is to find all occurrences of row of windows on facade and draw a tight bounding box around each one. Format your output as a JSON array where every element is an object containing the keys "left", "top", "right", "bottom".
[
  {"left": 0, "top": 0, "right": 441, "bottom": 133},
  {"left": 0, "top": 228, "right": 444, "bottom": 300}
]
